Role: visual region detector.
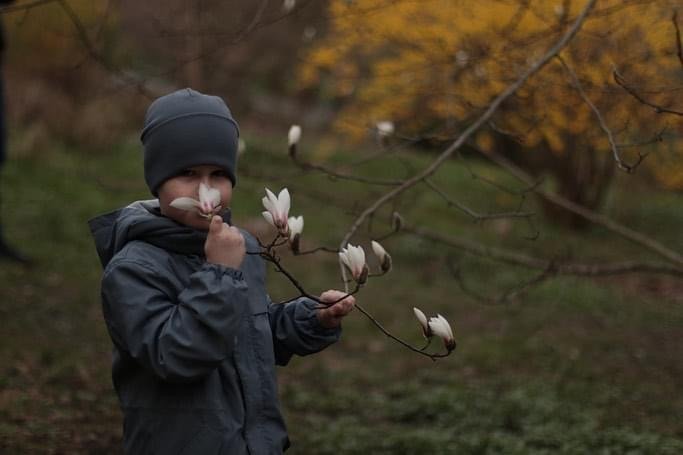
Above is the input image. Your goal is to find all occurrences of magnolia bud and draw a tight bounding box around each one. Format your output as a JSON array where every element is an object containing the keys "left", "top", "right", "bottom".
[
  {"left": 290, "top": 233, "right": 301, "bottom": 254},
  {"left": 358, "top": 264, "right": 369, "bottom": 285},
  {"left": 392, "top": 211, "right": 404, "bottom": 232},
  {"left": 371, "top": 240, "right": 392, "bottom": 274},
  {"left": 288, "top": 125, "right": 302, "bottom": 158}
]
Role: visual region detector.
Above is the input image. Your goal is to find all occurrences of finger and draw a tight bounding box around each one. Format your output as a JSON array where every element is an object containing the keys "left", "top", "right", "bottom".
[
  {"left": 329, "top": 299, "right": 354, "bottom": 316},
  {"left": 209, "top": 215, "right": 223, "bottom": 234}
]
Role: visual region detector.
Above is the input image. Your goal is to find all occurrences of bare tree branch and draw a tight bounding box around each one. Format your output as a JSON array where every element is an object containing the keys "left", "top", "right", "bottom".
[
  {"left": 290, "top": 149, "right": 404, "bottom": 186},
  {"left": 55, "top": 0, "right": 156, "bottom": 98},
  {"left": 406, "top": 224, "right": 683, "bottom": 277},
  {"left": 0, "top": 0, "right": 58, "bottom": 14},
  {"left": 613, "top": 67, "right": 683, "bottom": 117},
  {"left": 476, "top": 148, "right": 683, "bottom": 267},
  {"left": 422, "top": 178, "right": 535, "bottom": 221},
  {"left": 339, "top": 0, "right": 598, "bottom": 263},
  {"left": 448, "top": 257, "right": 557, "bottom": 305},
  {"left": 674, "top": 10, "right": 683, "bottom": 68},
  {"left": 558, "top": 55, "right": 647, "bottom": 173}
]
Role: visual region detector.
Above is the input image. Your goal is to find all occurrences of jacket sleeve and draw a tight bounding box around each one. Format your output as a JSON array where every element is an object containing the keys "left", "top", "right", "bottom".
[
  {"left": 268, "top": 297, "right": 341, "bottom": 366},
  {"left": 101, "top": 258, "right": 249, "bottom": 383}
]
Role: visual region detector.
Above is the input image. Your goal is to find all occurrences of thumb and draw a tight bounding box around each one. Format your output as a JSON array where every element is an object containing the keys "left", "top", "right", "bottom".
[{"left": 209, "top": 215, "right": 223, "bottom": 234}]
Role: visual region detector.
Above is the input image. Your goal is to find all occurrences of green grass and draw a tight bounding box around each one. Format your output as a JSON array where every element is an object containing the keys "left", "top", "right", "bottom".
[{"left": 0, "top": 132, "right": 681, "bottom": 453}]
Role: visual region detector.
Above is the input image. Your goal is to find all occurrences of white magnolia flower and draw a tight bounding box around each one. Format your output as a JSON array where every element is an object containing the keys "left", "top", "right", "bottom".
[
  {"left": 262, "top": 187, "right": 291, "bottom": 235},
  {"left": 288, "top": 216, "right": 304, "bottom": 239},
  {"left": 283, "top": 0, "right": 296, "bottom": 13},
  {"left": 376, "top": 120, "right": 394, "bottom": 137},
  {"left": 288, "top": 125, "right": 302, "bottom": 147},
  {"left": 339, "top": 244, "right": 368, "bottom": 284},
  {"left": 428, "top": 314, "right": 456, "bottom": 351},
  {"left": 413, "top": 307, "right": 431, "bottom": 339},
  {"left": 170, "top": 182, "right": 221, "bottom": 218},
  {"left": 371, "top": 240, "right": 392, "bottom": 273}
]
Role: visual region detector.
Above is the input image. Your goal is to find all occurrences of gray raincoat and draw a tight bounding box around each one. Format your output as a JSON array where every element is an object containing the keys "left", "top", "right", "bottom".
[{"left": 89, "top": 200, "right": 340, "bottom": 454}]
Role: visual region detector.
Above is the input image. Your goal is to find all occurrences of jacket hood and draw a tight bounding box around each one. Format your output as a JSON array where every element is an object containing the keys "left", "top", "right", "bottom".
[{"left": 88, "top": 199, "right": 231, "bottom": 268}]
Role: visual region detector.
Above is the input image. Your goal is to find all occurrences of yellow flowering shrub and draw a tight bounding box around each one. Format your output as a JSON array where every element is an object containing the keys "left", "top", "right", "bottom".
[{"left": 300, "top": 0, "right": 682, "bottom": 190}]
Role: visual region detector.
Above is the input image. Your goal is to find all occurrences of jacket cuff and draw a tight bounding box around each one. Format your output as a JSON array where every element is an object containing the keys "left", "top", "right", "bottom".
[
  {"left": 297, "top": 298, "right": 342, "bottom": 339},
  {"left": 202, "top": 262, "right": 244, "bottom": 281}
]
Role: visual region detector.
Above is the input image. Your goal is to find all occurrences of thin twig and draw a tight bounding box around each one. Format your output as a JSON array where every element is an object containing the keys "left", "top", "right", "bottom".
[
  {"left": 613, "top": 67, "right": 683, "bottom": 117},
  {"left": 354, "top": 303, "right": 453, "bottom": 360},
  {"left": 423, "top": 178, "right": 535, "bottom": 221},
  {"left": 339, "top": 0, "right": 598, "bottom": 253},
  {"left": 558, "top": 55, "right": 645, "bottom": 173},
  {"left": 0, "top": 0, "right": 57, "bottom": 14},
  {"left": 406, "top": 224, "right": 683, "bottom": 277},
  {"left": 290, "top": 151, "right": 404, "bottom": 186},
  {"left": 674, "top": 11, "right": 683, "bottom": 68},
  {"left": 448, "top": 257, "right": 557, "bottom": 305},
  {"left": 478, "top": 149, "right": 683, "bottom": 267}
]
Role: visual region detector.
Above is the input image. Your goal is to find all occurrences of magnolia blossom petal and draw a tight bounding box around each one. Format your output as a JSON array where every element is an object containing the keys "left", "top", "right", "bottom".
[
  {"left": 262, "top": 188, "right": 292, "bottom": 234},
  {"left": 198, "top": 183, "right": 221, "bottom": 213},
  {"left": 170, "top": 197, "right": 201, "bottom": 211},
  {"left": 413, "top": 307, "right": 430, "bottom": 338},
  {"left": 262, "top": 211, "right": 275, "bottom": 227},
  {"left": 371, "top": 240, "right": 386, "bottom": 260},
  {"left": 278, "top": 188, "right": 291, "bottom": 218},
  {"left": 288, "top": 216, "right": 304, "bottom": 238},
  {"left": 288, "top": 125, "right": 302, "bottom": 146},
  {"left": 371, "top": 240, "right": 392, "bottom": 273},
  {"left": 263, "top": 188, "right": 278, "bottom": 213},
  {"left": 339, "top": 248, "right": 352, "bottom": 271},
  {"left": 340, "top": 244, "right": 367, "bottom": 282},
  {"left": 429, "top": 314, "right": 455, "bottom": 350}
]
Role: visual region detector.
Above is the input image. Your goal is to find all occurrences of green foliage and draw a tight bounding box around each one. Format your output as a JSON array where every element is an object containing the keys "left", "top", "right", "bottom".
[
  {"left": 0, "top": 133, "right": 681, "bottom": 452},
  {"left": 283, "top": 381, "right": 683, "bottom": 454}
]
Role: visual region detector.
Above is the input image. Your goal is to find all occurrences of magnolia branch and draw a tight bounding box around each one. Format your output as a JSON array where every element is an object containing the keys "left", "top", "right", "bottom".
[
  {"left": 339, "top": 0, "right": 597, "bottom": 250},
  {"left": 353, "top": 302, "right": 452, "bottom": 360},
  {"left": 253, "top": 235, "right": 453, "bottom": 359},
  {"left": 253, "top": 188, "right": 455, "bottom": 358},
  {"left": 558, "top": 55, "right": 646, "bottom": 173}
]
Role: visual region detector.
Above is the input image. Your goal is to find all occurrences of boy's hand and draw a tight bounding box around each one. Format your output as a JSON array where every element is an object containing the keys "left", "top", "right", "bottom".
[
  {"left": 205, "top": 215, "right": 246, "bottom": 269},
  {"left": 317, "top": 290, "right": 356, "bottom": 329}
]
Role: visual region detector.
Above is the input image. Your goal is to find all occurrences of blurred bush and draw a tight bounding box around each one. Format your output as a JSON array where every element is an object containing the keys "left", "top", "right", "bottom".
[{"left": 3, "top": 0, "right": 143, "bottom": 155}]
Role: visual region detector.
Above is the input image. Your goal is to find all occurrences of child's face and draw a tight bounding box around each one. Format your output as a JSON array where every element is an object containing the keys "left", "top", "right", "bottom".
[{"left": 158, "top": 164, "right": 233, "bottom": 230}]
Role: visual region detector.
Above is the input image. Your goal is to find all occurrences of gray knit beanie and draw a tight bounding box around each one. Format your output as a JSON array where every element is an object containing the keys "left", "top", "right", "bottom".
[{"left": 140, "top": 88, "right": 240, "bottom": 196}]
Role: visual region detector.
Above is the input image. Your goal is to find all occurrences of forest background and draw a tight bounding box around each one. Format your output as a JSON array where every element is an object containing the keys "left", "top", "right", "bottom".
[{"left": 0, "top": 0, "right": 682, "bottom": 453}]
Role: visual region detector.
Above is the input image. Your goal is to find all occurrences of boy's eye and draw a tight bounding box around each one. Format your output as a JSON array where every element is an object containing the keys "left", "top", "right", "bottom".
[
  {"left": 212, "top": 170, "right": 229, "bottom": 178},
  {"left": 179, "top": 169, "right": 196, "bottom": 177}
]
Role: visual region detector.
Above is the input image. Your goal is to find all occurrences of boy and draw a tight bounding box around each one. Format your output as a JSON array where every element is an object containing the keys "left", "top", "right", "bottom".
[{"left": 89, "top": 88, "right": 355, "bottom": 454}]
